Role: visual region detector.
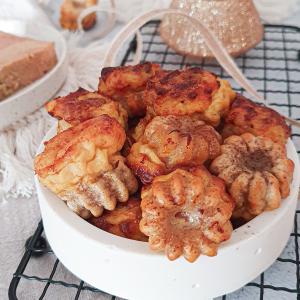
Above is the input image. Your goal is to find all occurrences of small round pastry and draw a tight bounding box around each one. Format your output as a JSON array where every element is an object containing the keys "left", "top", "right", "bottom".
[
  {"left": 98, "top": 62, "right": 161, "bottom": 117},
  {"left": 127, "top": 115, "right": 221, "bottom": 184},
  {"left": 210, "top": 133, "right": 294, "bottom": 221},
  {"left": 140, "top": 167, "right": 234, "bottom": 262},
  {"left": 34, "top": 115, "right": 138, "bottom": 218},
  {"left": 222, "top": 94, "right": 290, "bottom": 145},
  {"left": 60, "top": 0, "right": 97, "bottom": 31},
  {"left": 89, "top": 197, "right": 147, "bottom": 241},
  {"left": 145, "top": 67, "right": 236, "bottom": 126},
  {"left": 45, "top": 88, "right": 128, "bottom": 132}
]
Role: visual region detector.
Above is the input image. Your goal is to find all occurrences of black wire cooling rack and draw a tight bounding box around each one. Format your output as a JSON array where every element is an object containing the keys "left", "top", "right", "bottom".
[{"left": 8, "top": 21, "right": 300, "bottom": 300}]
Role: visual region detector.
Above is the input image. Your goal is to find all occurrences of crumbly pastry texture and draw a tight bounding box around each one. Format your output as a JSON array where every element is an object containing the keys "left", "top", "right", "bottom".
[
  {"left": 140, "top": 167, "right": 234, "bottom": 262},
  {"left": 145, "top": 67, "right": 236, "bottom": 126},
  {"left": 210, "top": 133, "right": 294, "bottom": 221},
  {"left": 34, "top": 115, "right": 138, "bottom": 218},
  {"left": 45, "top": 88, "right": 128, "bottom": 131},
  {"left": 98, "top": 62, "right": 161, "bottom": 117},
  {"left": 222, "top": 94, "right": 290, "bottom": 145},
  {"left": 127, "top": 115, "right": 221, "bottom": 184}
]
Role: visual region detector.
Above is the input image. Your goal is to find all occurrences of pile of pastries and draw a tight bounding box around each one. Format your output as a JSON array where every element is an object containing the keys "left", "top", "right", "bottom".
[{"left": 35, "top": 62, "right": 294, "bottom": 263}]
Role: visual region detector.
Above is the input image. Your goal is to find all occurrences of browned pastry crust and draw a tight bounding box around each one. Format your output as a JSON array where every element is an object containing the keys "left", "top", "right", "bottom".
[
  {"left": 60, "top": 0, "right": 97, "bottom": 31},
  {"left": 45, "top": 88, "right": 128, "bottom": 131},
  {"left": 34, "top": 115, "right": 138, "bottom": 218},
  {"left": 98, "top": 62, "right": 161, "bottom": 117},
  {"left": 140, "top": 167, "right": 234, "bottom": 262},
  {"left": 210, "top": 133, "right": 294, "bottom": 221},
  {"left": 222, "top": 94, "right": 290, "bottom": 145},
  {"left": 127, "top": 115, "right": 221, "bottom": 184},
  {"left": 89, "top": 197, "right": 147, "bottom": 241},
  {"left": 145, "top": 68, "right": 236, "bottom": 126}
]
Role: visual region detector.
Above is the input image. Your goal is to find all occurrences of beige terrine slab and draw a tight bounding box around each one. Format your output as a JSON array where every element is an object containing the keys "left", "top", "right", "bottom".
[{"left": 0, "top": 19, "right": 68, "bottom": 130}]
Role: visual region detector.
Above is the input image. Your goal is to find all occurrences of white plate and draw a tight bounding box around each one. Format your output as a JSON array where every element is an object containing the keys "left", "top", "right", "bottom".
[
  {"left": 35, "top": 125, "right": 300, "bottom": 300},
  {"left": 0, "top": 19, "right": 68, "bottom": 130}
]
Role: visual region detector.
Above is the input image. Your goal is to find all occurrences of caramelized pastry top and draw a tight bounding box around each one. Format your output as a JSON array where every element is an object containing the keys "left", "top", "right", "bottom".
[
  {"left": 140, "top": 167, "right": 234, "bottom": 262},
  {"left": 35, "top": 115, "right": 126, "bottom": 190},
  {"left": 45, "top": 88, "right": 128, "bottom": 131},
  {"left": 35, "top": 115, "right": 138, "bottom": 218},
  {"left": 222, "top": 94, "right": 290, "bottom": 145},
  {"left": 127, "top": 115, "right": 221, "bottom": 184},
  {"left": 145, "top": 68, "right": 236, "bottom": 126},
  {"left": 98, "top": 62, "right": 161, "bottom": 117}
]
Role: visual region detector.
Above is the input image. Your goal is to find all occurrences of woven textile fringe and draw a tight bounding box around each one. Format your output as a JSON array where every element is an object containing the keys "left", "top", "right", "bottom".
[
  {"left": 0, "top": 111, "right": 53, "bottom": 199},
  {"left": 0, "top": 37, "right": 109, "bottom": 200}
]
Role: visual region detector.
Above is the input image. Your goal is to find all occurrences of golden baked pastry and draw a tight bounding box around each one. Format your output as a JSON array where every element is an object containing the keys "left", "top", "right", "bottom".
[
  {"left": 60, "top": 0, "right": 97, "bottom": 31},
  {"left": 127, "top": 115, "right": 221, "bottom": 184},
  {"left": 210, "top": 133, "right": 294, "bottom": 221},
  {"left": 140, "top": 167, "right": 234, "bottom": 262},
  {"left": 145, "top": 67, "right": 236, "bottom": 126},
  {"left": 89, "top": 197, "right": 147, "bottom": 241},
  {"left": 222, "top": 94, "right": 290, "bottom": 145},
  {"left": 34, "top": 115, "right": 138, "bottom": 218},
  {"left": 98, "top": 62, "right": 161, "bottom": 117},
  {"left": 45, "top": 88, "right": 128, "bottom": 132}
]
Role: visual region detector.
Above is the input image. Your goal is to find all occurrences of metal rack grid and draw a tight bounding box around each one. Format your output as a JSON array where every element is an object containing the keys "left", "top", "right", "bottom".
[{"left": 9, "top": 21, "right": 300, "bottom": 300}]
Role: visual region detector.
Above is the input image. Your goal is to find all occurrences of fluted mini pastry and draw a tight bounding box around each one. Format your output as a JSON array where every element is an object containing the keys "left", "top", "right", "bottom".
[
  {"left": 140, "top": 167, "right": 234, "bottom": 262},
  {"left": 222, "top": 94, "right": 290, "bottom": 145},
  {"left": 98, "top": 62, "right": 161, "bottom": 117},
  {"left": 34, "top": 115, "right": 138, "bottom": 218},
  {"left": 145, "top": 67, "right": 236, "bottom": 126},
  {"left": 45, "top": 88, "right": 128, "bottom": 132},
  {"left": 210, "top": 133, "right": 294, "bottom": 221},
  {"left": 127, "top": 115, "right": 221, "bottom": 184}
]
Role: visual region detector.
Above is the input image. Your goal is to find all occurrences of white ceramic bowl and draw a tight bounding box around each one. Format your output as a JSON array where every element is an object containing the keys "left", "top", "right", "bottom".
[
  {"left": 0, "top": 19, "right": 68, "bottom": 130},
  {"left": 35, "top": 125, "right": 300, "bottom": 300}
]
